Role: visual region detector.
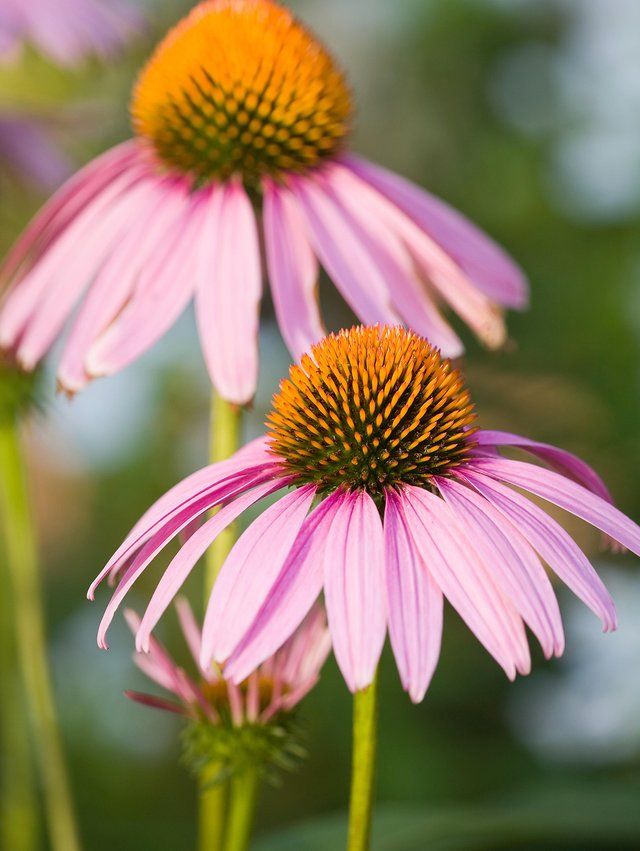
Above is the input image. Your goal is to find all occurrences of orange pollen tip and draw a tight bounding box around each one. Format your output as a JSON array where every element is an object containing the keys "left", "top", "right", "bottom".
[
  {"left": 268, "top": 326, "right": 477, "bottom": 496},
  {"left": 131, "top": 0, "right": 353, "bottom": 185}
]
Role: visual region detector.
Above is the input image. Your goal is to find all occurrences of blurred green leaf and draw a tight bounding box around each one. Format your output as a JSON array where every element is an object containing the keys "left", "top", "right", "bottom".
[{"left": 254, "top": 785, "right": 640, "bottom": 850}]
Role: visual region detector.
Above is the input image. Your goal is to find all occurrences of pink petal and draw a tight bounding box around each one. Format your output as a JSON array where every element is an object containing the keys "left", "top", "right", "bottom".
[
  {"left": 384, "top": 489, "right": 443, "bottom": 702},
  {"left": 263, "top": 179, "right": 324, "bottom": 361},
  {"left": 86, "top": 186, "right": 205, "bottom": 380},
  {"left": 174, "top": 598, "right": 203, "bottom": 671},
  {"left": 322, "top": 164, "right": 464, "bottom": 356},
  {"left": 124, "top": 692, "right": 188, "bottom": 716},
  {"left": 436, "top": 476, "right": 564, "bottom": 658},
  {"left": 343, "top": 154, "right": 528, "bottom": 309},
  {"left": 333, "top": 163, "right": 507, "bottom": 349},
  {"left": 461, "top": 470, "right": 617, "bottom": 631},
  {"left": 323, "top": 490, "right": 387, "bottom": 693},
  {"left": 402, "top": 486, "right": 530, "bottom": 678},
  {"left": 225, "top": 493, "right": 341, "bottom": 684},
  {"left": 135, "top": 477, "right": 289, "bottom": 652},
  {"left": 195, "top": 181, "right": 262, "bottom": 406},
  {"left": 58, "top": 177, "right": 187, "bottom": 392},
  {"left": 290, "top": 173, "right": 401, "bottom": 326},
  {"left": 1, "top": 164, "right": 147, "bottom": 363},
  {"left": 474, "top": 430, "right": 613, "bottom": 503},
  {"left": 201, "top": 485, "right": 317, "bottom": 668},
  {"left": 89, "top": 462, "right": 277, "bottom": 604},
  {"left": 471, "top": 457, "right": 640, "bottom": 556}
]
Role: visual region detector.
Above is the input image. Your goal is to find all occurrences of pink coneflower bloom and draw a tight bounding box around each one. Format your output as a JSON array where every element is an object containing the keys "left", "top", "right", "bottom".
[
  {"left": 91, "top": 326, "right": 639, "bottom": 703},
  {"left": 0, "top": 0, "right": 141, "bottom": 65},
  {"left": 0, "top": 0, "right": 527, "bottom": 406},
  {"left": 124, "top": 600, "right": 330, "bottom": 727}
]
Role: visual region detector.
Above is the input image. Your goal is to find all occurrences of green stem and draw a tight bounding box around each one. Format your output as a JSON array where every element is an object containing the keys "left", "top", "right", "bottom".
[
  {"left": 204, "top": 390, "right": 242, "bottom": 595},
  {"left": 347, "top": 677, "right": 379, "bottom": 851},
  {"left": 0, "top": 565, "right": 39, "bottom": 851},
  {"left": 199, "top": 390, "right": 242, "bottom": 851},
  {"left": 199, "top": 766, "right": 227, "bottom": 851},
  {"left": 224, "top": 770, "right": 259, "bottom": 851},
  {"left": 0, "top": 418, "right": 81, "bottom": 851}
]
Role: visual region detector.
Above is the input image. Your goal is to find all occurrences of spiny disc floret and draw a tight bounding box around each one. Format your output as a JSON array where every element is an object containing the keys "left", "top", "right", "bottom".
[
  {"left": 132, "top": 0, "right": 352, "bottom": 186},
  {"left": 268, "top": 327, "right": 477, "bottom": 496}
]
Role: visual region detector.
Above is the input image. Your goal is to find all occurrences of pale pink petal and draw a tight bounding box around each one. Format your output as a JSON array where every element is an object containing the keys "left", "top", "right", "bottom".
[
  {"left": 58, "top": 177, "right": 188, "bottom": 391},
  {"left": 85, "top": 188, "right": 206, "bottom": 380},
  {"left": 1, "top": 165, "right": 147, "bottom": 361},
  {"left": 174, "top": 598, "right": 203, "bottom": 671},
  {"left": 402, "top": 486, "right": 530, "bottom": 678},
  {"left": 135, "top": 477, "right": 290, "bottom": 652},
  {"left": 290, "top": 173, "right": 401, "bottom": 326},
  {"left": 471, "top": 457, "right": 640, "bottom": 556},
  {"left": 343, "top": 154, "right": 528, "bottom": 309},
  {"left": 322, "top": 165, "right": 464, "bottom": 356},
  {"left": 225, "top": 493, "right": 342, "bottom": 683},
  {"left": 461, "top": 469, "right": 617, "bottom": 631},
  {"left": 201, "top": 484, "right": 317, "bottom": 668},
  {"left": 89, "top": 462, "right": 277, "bottom": 604},
  {"left": 474, "top": 430, "right": 613, "bottom": 503},
  {"left": 436, "top": 476, "right": 564, "bottom": 658},
  {"left": 263, "top": 179, "right": 324, "bottom": 360},
  {"left": 384, "top": 489, "right": 443, "bottom": 702},
  {"left": 225, "top": 493, "right": 341, "bottom": 684},
  {"left": 195, "top": 181, "right": 262, "bottom": 406},
  {"left": 331, "top": 163, "right": 508, "bottom": 349},
  {"left": 323, "top": 490, "right": 386, "bottom": 693}
]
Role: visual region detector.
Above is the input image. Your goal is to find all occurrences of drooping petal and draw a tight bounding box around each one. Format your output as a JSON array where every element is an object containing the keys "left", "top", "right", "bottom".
[
  {"left": 402, "top": 486, "right": 530, "bottom": 679},
  {"left": 135, "top": 477, "right": 289, "bottom": 652},
  {"left": 323, "top": 490, "right": 387, "bottom": 693},
  {"left": 263, "top": 179, "right": 324, "bottom": 360},
  {"left": 225, "top": 493, "right": 341, "bottom": 684},
  {"left": 195, "top": 181, "right": 262, "bottom": 405},
  {"left": 58, "top": 177, "right": 188, "bottom": 391},
  {"left": 474, "top": 431, "right": 613, "bottom": 503},
  {"left": 384, "top": 489, "right": 443, "bottom": 702},
  {"left": 436, "top": 476, "right": 564, "bottom": 658},
  {"left": 330, "top": 163, "right": 507, "bottom": 349},
  {"left": 343, "top": 154, "right": 528, "bottom": 309},
  {"left": 85, "top": 187, "right": 206, "bottom": 380},
  {"left": 89, "top": 460, "right": 277, "bottom": 602},
  {"left": 461, "top": 470, "right": 617, "bottom": 631},
  {"left": 2, "top": 166, "right": 148, "bottom": 363},
  {"left": 290, "top": 173, "right": 401, "bottom": 326},
  {"left": 471, "top": 457, "right": 640, "bottom": 556},
  {"left": 174, "top": 598, "right": 203, "bottom": 672},
  {"left": 322, "top": 164, "right": 464, "bottom": 356},
  {"left": 201, "top": 485, "right": 317, "bottom": 668}
]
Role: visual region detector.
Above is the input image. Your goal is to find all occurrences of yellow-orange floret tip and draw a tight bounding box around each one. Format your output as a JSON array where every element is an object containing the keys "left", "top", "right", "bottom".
[
  {"left": 268, "top": 326, "right": 477, "bottom": 495},
  {"left": 131, "top": 0, "right": 353, "bottom": 186}
]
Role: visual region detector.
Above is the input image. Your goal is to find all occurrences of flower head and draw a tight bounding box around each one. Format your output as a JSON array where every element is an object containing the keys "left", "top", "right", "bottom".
[
  {"left": 92, "top": 326, "right": 639, "bottom": 703},
  {"left": 0, "top": 0, "right": 142, "bottom": 66},
  {"left": 125, "top": 599, "right": 330, "bottom": 780},
  {"left": 0, "top": 0, "right": 526, "bottom": 404},
  {"left": 133, "top": 0, "right": 352, "bottom": 186}
]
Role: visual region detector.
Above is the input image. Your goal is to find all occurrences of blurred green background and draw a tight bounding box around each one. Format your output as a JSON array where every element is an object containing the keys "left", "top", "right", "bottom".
[{"left": 2, "top": 0, "right": 640, "bottom": 848}]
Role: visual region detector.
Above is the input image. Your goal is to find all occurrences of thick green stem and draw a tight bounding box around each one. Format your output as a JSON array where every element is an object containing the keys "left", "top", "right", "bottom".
[
  {"left": 0, "top": 419, "right": 81, "bottom": 851},
  {"left": 199, "top": 766, "right": 227, "bottom": 851},
  {"left": 199, "top": 390, "right": 242, "bottom": 851},
  {"left": 0, "top": 570, "right": 39, "bottom": 851},
  {"left": 223, "top": 770, "right": 259, "bottom": 851},
  {"left": 347, "top": 677, "right": 378, "bottom": 851},
  {"left": 204, "top": 391, "right": 242, "bottom": 595}
]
